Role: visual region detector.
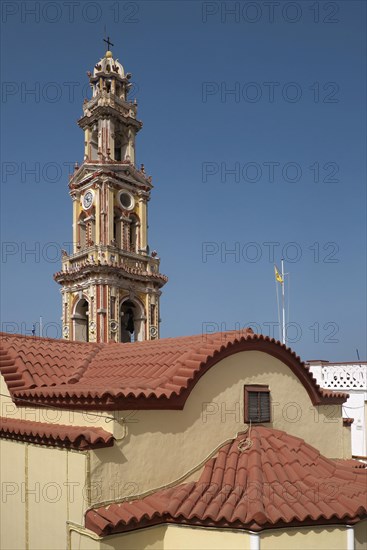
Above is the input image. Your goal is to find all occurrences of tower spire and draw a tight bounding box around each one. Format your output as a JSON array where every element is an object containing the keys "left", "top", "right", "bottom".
[{"left": 54, "top": 46, "right": 167, "bottom": 343}]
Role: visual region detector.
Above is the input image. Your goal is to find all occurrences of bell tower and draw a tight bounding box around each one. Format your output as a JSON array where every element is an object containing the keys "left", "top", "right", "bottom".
[{"left": 54, "top": 44, "right": 167, "bottom": 343}]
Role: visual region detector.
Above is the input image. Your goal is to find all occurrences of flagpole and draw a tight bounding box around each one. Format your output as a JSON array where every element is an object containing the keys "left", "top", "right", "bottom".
[
  {"left": 281, "top": 258, "right": 285, "bottom": 345},
  {"left": 275, "top": 271, "right": 281, "bottom": 341}
]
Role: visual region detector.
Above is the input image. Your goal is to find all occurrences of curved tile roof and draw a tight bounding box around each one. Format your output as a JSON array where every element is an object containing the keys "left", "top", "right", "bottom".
[
  {"left": 0, "top": 335, "right": 100, "bottom": 391},
  {"left": 335, "top": 458, "right": 367, "bottom": 469},
  {"left": 0, "top": 331, "right": 348, "bottom": 410},
  {"left": 85, "top": 426, "right": 367, "bottom": 536},
  {"left": 0, "top": 417, "right": 114, "bottom": 450}
]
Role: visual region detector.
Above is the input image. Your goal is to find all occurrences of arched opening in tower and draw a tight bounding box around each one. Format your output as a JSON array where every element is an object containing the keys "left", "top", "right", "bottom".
[
  {"left": 90, "top": 126, "right": 98, "bottom": 160},
  {"left": 114, "top": 126, "right": 128, "bottom": 161},
  {"left": 120, "top": 300, "right": 144, "bottom": 342},
  {"left": 113, "top": 210, "right": 122, "bottom": 248},
  {"left": 114, "top": 136, "right": 122, "bottom": 161},
  {"left": 78, "top": 213, "right": 87, "bottom": 249},
  {"left": 129, "top": 214, "right": 139, "bottom": 253},
  {"left": 73, "top": 298, "right": 89, "bottom": 342}
]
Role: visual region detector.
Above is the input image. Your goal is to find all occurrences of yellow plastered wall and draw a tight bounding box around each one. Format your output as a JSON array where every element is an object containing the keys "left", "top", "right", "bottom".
[
  {"left": 342, "top": 425, "right": 352, "bottom": 457},
  {"left": 0, "top": 377, "right": 113, "bottom": 432},
  {"left": 164, "top": 525, "right": 251, "bottom": 549},
  {"left": 71, "top": 524, "right": 354, "bottom": 550},
  {"left": 68, "top": 451, "right": 89, "bottom": 526},
  {"left": 0, "top": 440, "right": 26, "bottom": 550},
  {"left": 0, "top": 371, "right": 11, "bottom": 399},
  {"left": 90, "top": 350, "right": 345, "bottom": 504},
  {"left": 355, "top": 519, "right": 367, "bottom": 550},
  {"left": 27, "top": 445, "right": 67, "bottom": 549},
  {"left": 0, "top": 436, "right": 89, "bottom": 550},
  {"left": 70, "top": 525, "right": 167, "bottom": 550},
  {"left": 70, "top": 525, "right": 250, "bottom": 550},
  {"left": 261, "top": 525, "right": 348, "bottom": 549},
  {"left": 70, "top": 531, "right": 100, "bottom": 550}
]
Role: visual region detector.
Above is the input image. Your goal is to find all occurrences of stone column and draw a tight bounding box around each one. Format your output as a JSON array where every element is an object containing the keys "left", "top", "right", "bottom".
[
  {"left": 72, "top": 197, "right": 79, "bottom": 253},
  {"left": 138, "top": 197, "right": 147, "bottom": 252}
]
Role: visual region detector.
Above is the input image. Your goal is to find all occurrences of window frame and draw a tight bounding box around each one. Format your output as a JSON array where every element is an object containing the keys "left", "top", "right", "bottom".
[{"left": 244, "top": 384, "right": 271, "bottom": 423}]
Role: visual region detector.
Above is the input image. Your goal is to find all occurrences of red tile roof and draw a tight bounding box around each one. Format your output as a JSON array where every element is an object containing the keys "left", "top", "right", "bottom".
[
  {"left": 85, "top": 427, "right": 367, "bottom": 536},
  {"left": 0, "top": 331, "right": 348, "bottom": 410},
  {"left": 335, "top": 458, "right": 367, "bottom": 469},
  {"left": 0, "top": 417, "right": 114, "bottom": 450}
]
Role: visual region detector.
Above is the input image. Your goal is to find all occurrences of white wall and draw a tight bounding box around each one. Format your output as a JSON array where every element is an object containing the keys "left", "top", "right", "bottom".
[{"left": 308, "top": 362, "right": 367, "bottom": 456}]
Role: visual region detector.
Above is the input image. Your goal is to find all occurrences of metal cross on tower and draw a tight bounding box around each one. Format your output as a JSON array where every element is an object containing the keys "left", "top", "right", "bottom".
[{"left": 103, "top": 36, "right": 114, "bottom": 50}]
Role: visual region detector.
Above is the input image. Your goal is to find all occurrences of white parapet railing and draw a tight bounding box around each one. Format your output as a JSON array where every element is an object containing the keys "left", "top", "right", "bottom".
[
  {"left": 308, "top": 362, "right": 367, "bottom": 457},
  {"left": 320, "top": 364, "right": 367, "bottom": 390}
]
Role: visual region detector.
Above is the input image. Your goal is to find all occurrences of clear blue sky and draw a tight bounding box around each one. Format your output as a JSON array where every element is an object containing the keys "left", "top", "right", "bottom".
[{"left": 1, "top": 1, "right": 366, "bottom": 361}]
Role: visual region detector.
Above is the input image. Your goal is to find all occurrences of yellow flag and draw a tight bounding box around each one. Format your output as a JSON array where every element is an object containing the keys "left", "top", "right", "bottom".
[{"left": 274, "top": 265, "right": 283, "bottom": 283}]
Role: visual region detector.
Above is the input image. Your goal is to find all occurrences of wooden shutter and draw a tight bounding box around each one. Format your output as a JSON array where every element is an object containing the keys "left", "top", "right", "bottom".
[
  {"left": 259, "top": 391, "right": 271, "bottom": 422},
  {"left": 248, "top": 392, "right": 260, "bottom": 422},
  {"left": 244, "top": 385, "right": 270, "bottom": 423}
]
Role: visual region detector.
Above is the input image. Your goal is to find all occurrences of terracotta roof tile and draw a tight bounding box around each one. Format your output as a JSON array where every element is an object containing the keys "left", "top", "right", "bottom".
[
  {"left": 0, "top": 417, "right": 114, "bottom": 450},
  {"left": 86, "top": 432, "right": 367, "bottom": 536},
  {"left": 0, "top": 331, "right": 348, "bottom": 410},
  {"left": 335, "top": 459, "right": 367, "bottom": 469},
  {"left": 85, "top": 427, "right": 367, "bottom": 536}
]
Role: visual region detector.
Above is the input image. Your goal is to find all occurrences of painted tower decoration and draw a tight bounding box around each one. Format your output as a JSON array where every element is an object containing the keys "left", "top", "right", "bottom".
[{"left": 54, "top": 45, "right": 167, "bottom": 343}]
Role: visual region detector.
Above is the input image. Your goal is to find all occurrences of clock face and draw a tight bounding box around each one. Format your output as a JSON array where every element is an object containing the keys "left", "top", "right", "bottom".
[{"left": 82, "top": 191, "right": 94, "bottom": 210}]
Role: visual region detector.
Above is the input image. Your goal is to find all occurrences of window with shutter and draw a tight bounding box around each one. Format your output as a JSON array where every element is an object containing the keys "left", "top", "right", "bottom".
[{"left": 244, "top": 385, "right": 271, "bottom": 423}]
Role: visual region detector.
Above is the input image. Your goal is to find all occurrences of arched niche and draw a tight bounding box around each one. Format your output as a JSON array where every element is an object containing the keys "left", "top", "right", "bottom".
[
  {"left": 120, "top": 298, "right": 145, "bottom": 342},
  {"left": 113, "top": 207, "right": 123, "bottom": 248},
  {"left": 129, "top": 213, "right": 140, "bottom": 253},
  {"left": 78, "top": 212, "right": 87, "bottom": 249},
  {"left": 72, "top": 298, "right": 89, "bottom": 342}
]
